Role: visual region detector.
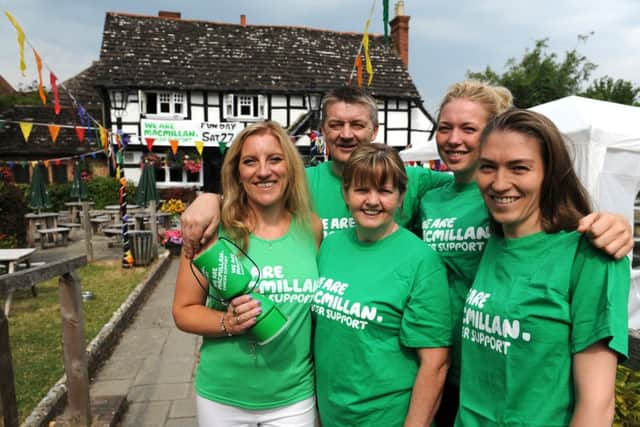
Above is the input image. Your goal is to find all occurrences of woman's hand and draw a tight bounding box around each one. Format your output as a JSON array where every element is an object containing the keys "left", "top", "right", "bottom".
[
  {"left": 224, "top": 294, "right": 262, "bottom": 335},
  {"left": 181, "top": 193, "right": 222, "bottom": 258}
]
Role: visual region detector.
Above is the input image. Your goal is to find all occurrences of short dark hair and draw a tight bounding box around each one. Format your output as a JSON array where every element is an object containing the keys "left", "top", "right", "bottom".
[
  {"left": 321, "top": 86, "right": 379, "bottom": 127},
  {"left": 480, "top": 109, "right": 592, "bottom": 236},
  {"left": 342, "top": 143, "right": 407, "bottom": 195}
]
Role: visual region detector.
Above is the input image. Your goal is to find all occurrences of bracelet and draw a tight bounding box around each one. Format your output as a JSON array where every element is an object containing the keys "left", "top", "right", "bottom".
[{"left": 220, "top": 313, "right": 233, "bottom": 337}]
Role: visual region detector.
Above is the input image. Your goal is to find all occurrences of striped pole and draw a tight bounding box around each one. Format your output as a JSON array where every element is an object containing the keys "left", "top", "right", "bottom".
[{"left": 118, "top": 150, "right": 134, "bottom": 268}]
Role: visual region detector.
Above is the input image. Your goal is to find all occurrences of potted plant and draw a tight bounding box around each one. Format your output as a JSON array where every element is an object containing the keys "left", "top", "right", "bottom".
[{"left": 162, "top": 229, "right": 183, "bottom": 256}]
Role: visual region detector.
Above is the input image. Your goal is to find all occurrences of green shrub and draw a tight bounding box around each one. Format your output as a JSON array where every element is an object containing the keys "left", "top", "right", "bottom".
[
  {"left": 48, "top": 182, "right": 72, "bottom": 212},
  {"left": 0, "top": 182, "right": 28, "bottom": 246},
  {"left": 85, "top": 176, "right": 137, "bottom": 209},
  {"left": 615, "top": 365, "right": 640, "bottom": 426}
]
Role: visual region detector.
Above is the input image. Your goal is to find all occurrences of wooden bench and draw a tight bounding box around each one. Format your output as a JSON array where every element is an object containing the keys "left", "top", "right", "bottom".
[
  {"left": 37, "top": 227, "right": 71, "bottom": 249},
  {"left": 90, "top": 216, "right": 111, "bottom": 234},
  {"left": 103, "top": 227, "right": 123, "bottom": 248},
  {"left": 58, "top": 222, "right": 82, "bottom": 240}
]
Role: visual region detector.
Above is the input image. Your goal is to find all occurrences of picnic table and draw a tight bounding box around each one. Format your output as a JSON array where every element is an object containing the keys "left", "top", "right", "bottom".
[
  {"left": 25, "top": 212, "right": 59, "bottom": 246},
  {"left": 0, "top": 248, "right": 37, "bottom": 315},
  {"left": 64, "top": 201, "right": 95, "bottom": 224}
]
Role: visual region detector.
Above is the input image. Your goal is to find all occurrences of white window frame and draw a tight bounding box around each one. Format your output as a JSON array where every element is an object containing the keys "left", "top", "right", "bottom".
[
  {"left": 142, "top": 91, "right": 187, "bottom": 118},
  {"left": 223, "top": 94, "right": 266, "bottom": 121}
]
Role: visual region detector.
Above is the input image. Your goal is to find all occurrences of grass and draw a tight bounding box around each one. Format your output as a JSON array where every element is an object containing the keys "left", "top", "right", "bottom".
[{"left": 6, "top": 260, "right": 149, "bottom": 422}]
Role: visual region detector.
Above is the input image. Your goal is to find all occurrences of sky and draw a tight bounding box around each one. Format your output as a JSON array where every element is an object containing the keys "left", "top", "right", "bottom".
[{"left": 1, "top": 0, "right": 639, "bottom": 112}]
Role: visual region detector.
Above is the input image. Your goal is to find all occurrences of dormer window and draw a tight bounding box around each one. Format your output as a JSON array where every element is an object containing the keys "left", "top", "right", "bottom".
[
  {"left": 143, "top": 91, "right": 187, "bottom": 117},
  {"left": 224, "top": 94, "right": 265, "bottom": 121}
]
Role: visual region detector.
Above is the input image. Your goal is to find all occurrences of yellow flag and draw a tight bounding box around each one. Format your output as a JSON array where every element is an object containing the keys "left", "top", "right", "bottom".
[
  {"left": 363, "top": 19, "right": 374, "bottom": 86},
  {"left": 170, "top": 139, "right": 179, "bottom": 155},
  {"left": 99, "top": 125, "right": 107, "bottom": 150},
  {"left": 5, "top": 12, "right": 26, "bottom": 76},
  {"left": 195, "top": 140, "right": 204, "bottom": 157},
  {"left": 116, "top": 166, "right": 121, "bottom": 179},
  {"left": 30, "top": 160, "right": 37, "bottom": 168},
  {"left": 48, "top": 124, "right": 60, "bottom": 143},
  {"left": 19, "top": 122, "right": 33, "bottom": 142}
]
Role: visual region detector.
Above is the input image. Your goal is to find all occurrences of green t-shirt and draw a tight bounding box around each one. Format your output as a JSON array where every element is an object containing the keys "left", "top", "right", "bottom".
[
  {"left": 456, "top": 231, "right": 629, "bottom": 426},
  {"left": 305, "top": 160, "right": 452, "bottom": 235},
  {"left": 195, "top": 219, "right": 319, "bottom": 409},
  {"left": 419, "top": 181, "right": 489, "bottom": 385},
  {"left": 313, "top": 227, "right": 452, "bottom": 426}
]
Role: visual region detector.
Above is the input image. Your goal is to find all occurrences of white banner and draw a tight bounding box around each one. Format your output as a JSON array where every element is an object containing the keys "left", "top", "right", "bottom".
[{"left": 141, "top": 119, "right": 243, "bottom": 147}]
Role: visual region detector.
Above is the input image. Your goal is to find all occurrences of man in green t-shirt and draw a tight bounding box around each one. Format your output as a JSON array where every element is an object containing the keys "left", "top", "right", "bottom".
[{"left": 181, "top": 86, "right": 452, "bottom": 255}]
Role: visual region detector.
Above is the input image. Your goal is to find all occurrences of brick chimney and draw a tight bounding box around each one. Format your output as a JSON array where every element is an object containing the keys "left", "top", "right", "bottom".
[
  {"left": 158, "top": 11, "right": 181, "bottom": 19},
  {"left": 240, "top": 14, "right": 247, "bottom": 27},
  {"left": 390, "top": 1, "right": 410, "bottom": 68}
]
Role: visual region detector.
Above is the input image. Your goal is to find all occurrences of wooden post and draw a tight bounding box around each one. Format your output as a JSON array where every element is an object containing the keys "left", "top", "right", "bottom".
[
  {"left": 0, "top": 311, "right": 19, "bottom": 427},
  {"left": 149, "top": 199, "right": 158, "bottom": 259},
  {"left": 58, "top": 272, "right": 91, "bottom": 426},
  {"left": 82, "top": 202, "right": 94, "bottom": 262}
]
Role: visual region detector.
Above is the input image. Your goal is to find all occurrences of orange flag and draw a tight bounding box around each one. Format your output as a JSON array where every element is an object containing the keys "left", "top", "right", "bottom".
[
  {"left": 75, "top": 126, "right": 85, "bottom": 142},
  {"left": 33, "top": 49, "right": 47, "bottom": 105},
  {"left": 170, "top": 139, "right": 179, "bottom": 155},
  {"left": 19, "top": 122, "right": 33, "bottom": 142},
  {"left": 48, "top": 124, "right": 60, "bottom": 143},
  {"left": 50, "top": 72, "right": 60, "bottom": 115},
  {"left": 355, "top": 55, "right": 363, "bottom": 87},
  {"left": 5, "top": 12, "right": 26, "bottom": 76},
  {"left": 195, "top": 140, "right": 204, "bottom": 156},
  {"left": 44, "top": 160, "right": 50, "bottom": 168}
]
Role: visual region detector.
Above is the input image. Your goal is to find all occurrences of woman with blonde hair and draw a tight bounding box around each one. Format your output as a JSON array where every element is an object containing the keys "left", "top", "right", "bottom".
[{"left": 173, "top": 121, "right": 323, "bottom": 426}]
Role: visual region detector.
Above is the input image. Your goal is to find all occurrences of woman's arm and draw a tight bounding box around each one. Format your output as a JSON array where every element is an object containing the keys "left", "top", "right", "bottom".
[
  {"left": 311, "top": 213, "right": 324, "bottom": 249},
  {"left": 578, "top": 212, "right": 633, "bottom": 259},
  {"left": 172, "top": 253, "right": 261, "bottom": 336},
  {"left": 570, "top": 341, "right": 617, "bottom": 427},
  {"left": 404, "top": 347, "right": 449, "bottom": 427},
  {"left": 180, "top": 193, "right": 222, "bottom": 258}
]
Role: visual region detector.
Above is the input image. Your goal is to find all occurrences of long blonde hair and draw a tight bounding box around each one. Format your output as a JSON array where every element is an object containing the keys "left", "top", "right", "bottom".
[{"left": 220, "top": 121, "right": 312, "bottom": 250}]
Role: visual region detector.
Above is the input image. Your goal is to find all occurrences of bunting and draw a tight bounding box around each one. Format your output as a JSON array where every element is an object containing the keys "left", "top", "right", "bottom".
[
  {"left": 195, "top": 140, "right": 204, "bottom": 156},
  {"left": 170, "top": 139, "right": 179, "bottom": 155},
  {"left": 75, "top": 126, "right": 85, "bottom": 143},
  {"left": 383, "top": 0, "right": 390, "bottom": 45},
  {"left": 145, "top": 137, "right": 155, "bottom": 152},
  {"left": 99, "top": 125, "right": 108, "bottom": 150},
  {"left": 33, "top": 49, "right": 47, "bottom": 105},
  {"left": 355, "top": 55, "right": 363, "bottom": 87},
  {"left": 50, "top": 72, "right": 60, "bottom": 114},
  {"left": 48, "top": 124, "right": 60, "bottom": 143},
  {"left": 5, "top": 11, "right": 26, "bottom": 76},
  {"left": 219, "top": 141, "right": 228, "bottom": 156},
  {"left": 19, "top": 122, "right": 33, "bottom": 142},
  {"left": 363, "top": 19, "right": 374, "bottom": 86}
]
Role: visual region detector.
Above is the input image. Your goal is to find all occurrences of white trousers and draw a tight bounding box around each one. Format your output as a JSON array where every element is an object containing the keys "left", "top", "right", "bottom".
[{"left": 196, "top": 395, "right": 316, "bottom": 427}]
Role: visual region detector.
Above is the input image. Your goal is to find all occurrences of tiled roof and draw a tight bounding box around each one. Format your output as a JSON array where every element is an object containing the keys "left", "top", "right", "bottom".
[
  {"left": 94, "top": 12, "right": 420, "bottom": 99},
  {"left": 0, "top": 66, "right": 104, "bottom": 157},
  {"left": 0, "top": 75, "right": 16, "bottom": 95}
]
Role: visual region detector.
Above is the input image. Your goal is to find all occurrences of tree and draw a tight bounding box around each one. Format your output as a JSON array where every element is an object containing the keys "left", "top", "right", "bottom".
[
  {"left": 581, "top": 76, "right": 640, "bottom": 106},
  {"left": 467, "top": 35, "right": 640, "bottom": 108}
]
